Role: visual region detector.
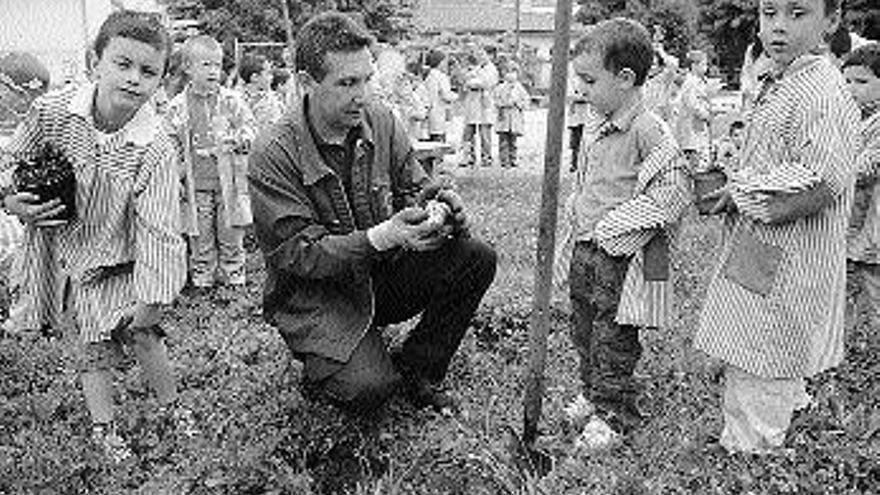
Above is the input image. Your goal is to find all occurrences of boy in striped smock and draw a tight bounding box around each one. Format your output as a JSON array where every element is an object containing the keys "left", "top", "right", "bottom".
[
  {"left": 843, "top": 43, "right": 880, "bottom": 329},
  {"left": 565, "top": 18, "right": 690, "bottom": 447},
  {"left": 696, "top": 0, "right": 860, "bottom": 455},
  {"left": 1, "top": 11, "right": 191, "bottom": 463}
]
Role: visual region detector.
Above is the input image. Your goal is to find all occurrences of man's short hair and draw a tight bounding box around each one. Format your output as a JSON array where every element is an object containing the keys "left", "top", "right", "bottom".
[
  {"left": 842, "top": 42, "right": 880, "bottom": 78},
  {"left": 271, "top": 68, "right": 291, "bottom": 91},
  {"left": 239, "top": 54, "right": 267, "bottom": 84},
  {"left": 573, "top": 18, "right": 653, "bottom": 87},
  {"left": 94, "top": 10, "right": 171, "bottom": 71},
  {"left": 294, "top": 11, "right": 375, "bottom": 82},
  {"left": 181, "top": 35, "right": 223, "bottom": 65}
]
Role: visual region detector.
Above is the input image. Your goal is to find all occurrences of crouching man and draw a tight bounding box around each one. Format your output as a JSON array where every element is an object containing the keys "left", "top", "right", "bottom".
[{"left": 248, "top": 12, "right": 497, "bottom": 413}]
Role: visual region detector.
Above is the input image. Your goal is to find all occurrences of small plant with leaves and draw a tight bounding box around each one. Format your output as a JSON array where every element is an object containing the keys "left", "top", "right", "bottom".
[{"left": 12, "top": 141, "right": 76, "bottom": 222}]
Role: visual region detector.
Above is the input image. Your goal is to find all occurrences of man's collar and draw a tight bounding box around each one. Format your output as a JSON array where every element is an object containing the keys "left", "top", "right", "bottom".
[
  {"left": 68, "top": 83, "right": 158, "bottom": 146},
  {"left": 599, "top": 91, "right": 644, "bottom": 137},
  {"left": 291, "top": 95, "right": 374, "bottom": 185}
]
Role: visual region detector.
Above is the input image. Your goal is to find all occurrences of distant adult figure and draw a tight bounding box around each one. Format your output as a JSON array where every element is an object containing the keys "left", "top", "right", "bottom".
[
  {"left": 424, "top": 49, "right": 457, "bottom": 142},
  {"left": 247, "top": 12, "right": 497, "bottom": 413},
  {"left": 461, "top": 48, "right": 498, "bottom": 167}
]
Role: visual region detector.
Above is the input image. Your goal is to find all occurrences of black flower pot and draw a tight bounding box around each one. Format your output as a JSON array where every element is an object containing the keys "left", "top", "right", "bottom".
[{"left": 13, "top": 142, "right": 77, "bottom": 222}]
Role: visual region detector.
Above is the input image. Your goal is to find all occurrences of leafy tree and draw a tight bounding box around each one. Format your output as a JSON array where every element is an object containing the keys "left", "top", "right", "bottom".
[
  {"left": 697, "top": 0, "right": 758, "bottom": 86},
  {"left": 163, "top": 0, "right": 416, "bottom": 66},
  {"left": 843, "top": 0, "right": 880, "bottom": 39},
  {"left": 575, "top": 0, "right": 697, "bottom": 61}
]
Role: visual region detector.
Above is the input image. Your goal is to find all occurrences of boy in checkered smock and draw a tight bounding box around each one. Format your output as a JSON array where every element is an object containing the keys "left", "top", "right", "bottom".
[
  {"left": 695, "top": 0, "right": 861, "bottom": 455},
  {"left": 564, "top": 18, "right": 690, "bottom": 448},
  {"left": 843, "top": 43, "right": 880, "bottom": 329},
  {"left": 1, "top": 11, "right": 192, "bottom": 463}
]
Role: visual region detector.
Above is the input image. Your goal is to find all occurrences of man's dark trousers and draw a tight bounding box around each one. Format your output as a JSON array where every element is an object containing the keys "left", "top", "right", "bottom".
[{"left": 302, "top": 236, "right": 497, "bottom": 410}]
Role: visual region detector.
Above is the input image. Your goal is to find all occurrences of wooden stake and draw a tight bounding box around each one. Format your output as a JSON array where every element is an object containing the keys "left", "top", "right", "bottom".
[{"left": 522, "top": 0, "right": 573, "bottom": 447}]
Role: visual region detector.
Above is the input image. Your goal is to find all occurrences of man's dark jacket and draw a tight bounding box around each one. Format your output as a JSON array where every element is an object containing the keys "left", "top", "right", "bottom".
[{"left": 248, "top": 97, "right": 428, "bottom": 363}]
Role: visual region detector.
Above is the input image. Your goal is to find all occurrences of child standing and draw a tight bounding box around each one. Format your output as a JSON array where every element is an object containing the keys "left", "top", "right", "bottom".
[
  {"left": 677, "top": 50, "right": 712, "bottom": 171},
  {"left": 843, "top": 43, "right": 880, "bottom": 329},
  {"left": 695, "top": 0, "right": 860, "bottom": 455},
  {"left": 240, "top": 54, "right": 284, "bottom": 136},
  {"left": 566, "top": 19, "right": 690, "bottom": 446},
  {"left": 493, "top": 65, "right": 530, "bottom": 168},
  {"left": 165, "top": 35, "right": 255, "bottom": 291},
  {"left": 461, "top": 48, "right": 498, "bottom": 167},
  {"left": 1, "top": 11, "right": 191, "bottom": 461},
  {"left": 424, "top": 49, "right": 457, "bottom": 142}
]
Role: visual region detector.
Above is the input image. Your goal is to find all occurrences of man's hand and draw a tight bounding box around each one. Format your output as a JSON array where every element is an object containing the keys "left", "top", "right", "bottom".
[
  {"left": 368, "top": 207, "right": 449, "bottom": 252},
  {"left": 3, "top": 191, "right": 67, "bottom": 227},
  {"left": 434, "top": 189, "right": 468, "bottom": 232}
]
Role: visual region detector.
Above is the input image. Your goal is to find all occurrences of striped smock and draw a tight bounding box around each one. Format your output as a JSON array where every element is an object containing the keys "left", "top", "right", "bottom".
[
  {"left": 1, "top": 84, "right": 186, "bottom": 342},
  {"left": 568, "top": 95, "right": 691, "bottom": 328},
  {"left": 847, "top": 111, "right": 880, "bottom": 264},
  {"left": 695, "top": 56, "right": 861, "bottom": 379}
]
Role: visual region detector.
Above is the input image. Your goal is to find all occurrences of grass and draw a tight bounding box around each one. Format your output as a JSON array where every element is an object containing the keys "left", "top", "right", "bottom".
[{"left": 0, "top": 170, "right": 878, "bottom": 494}]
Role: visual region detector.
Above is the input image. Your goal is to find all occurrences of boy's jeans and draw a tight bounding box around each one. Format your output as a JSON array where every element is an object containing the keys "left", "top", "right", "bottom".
[
  {"left": 569, "top": 241, "right": 643, "bottom": 429},
  {"left": 190, "top": 189, "right": 246, "bottom": 287}
]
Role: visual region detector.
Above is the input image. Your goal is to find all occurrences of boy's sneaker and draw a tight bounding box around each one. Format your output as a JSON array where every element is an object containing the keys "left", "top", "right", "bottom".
[
  {"left": 91, "top": 424, "right": 133, "bottom": 464},
  {"left": 573, "top": 415, "right": 621, "bottom": 451},
  {"left": 563, "top": 394, "right": 596, "bottom": 429}
]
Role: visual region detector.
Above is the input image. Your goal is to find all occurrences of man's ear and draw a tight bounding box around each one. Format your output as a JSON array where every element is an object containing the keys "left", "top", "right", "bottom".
[
  {"left": 297, "top": 70, "right": 316, "bottom": 93},
  {"left": 617, "top": 67, "right": 637, "bottom": 89},
  {"left": 90, "top": 50, "right": 101, "bottom": 79}
]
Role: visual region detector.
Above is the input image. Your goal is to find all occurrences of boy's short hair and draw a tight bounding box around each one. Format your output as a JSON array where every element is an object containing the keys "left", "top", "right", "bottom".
[
  {"left": 573, "top": 18, "right": 653, "bottom": 87},
  {"left": 294, "top": 11, "right": 375, "bottom": 82},
  {"left": 729, "top": 119, "right": 745, "bottom": 134},
  {"left": 842, "top": 43, "right": 880, "bottom": 78},
  {"left": 239, "top": 54, "right": 267, "bottom": 84},
  {"left": 685, "top": 50, "right": 708, "bottom": 69},
  {"left": 181, "top": 35, "right": 223, "bottom": 65},
  {"left": 425, "top": 49, "right": 446, "bottom": 69},
  {"left": 94, "top": 10, "right": 171, "bottom": 71},
  {"left": 271, "top": 68, "right": 291, "bottom": 91}
]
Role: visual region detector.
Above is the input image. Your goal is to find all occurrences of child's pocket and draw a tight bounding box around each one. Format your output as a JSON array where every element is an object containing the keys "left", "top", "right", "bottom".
[{"left": 723, "top": 226, "right": 784, "bottom": 296}]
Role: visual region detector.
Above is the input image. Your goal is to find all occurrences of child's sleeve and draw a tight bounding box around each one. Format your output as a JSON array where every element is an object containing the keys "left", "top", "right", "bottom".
[
  {"left": 594, "top": 121, "right": 690, "bottom": 256},
  {"left": 1, "top": 100, "right": 45, "bottom": 189},
  {"left": 440, "top": 74, "right": 458, "bottom": 103},
  {"left": 515, "top": 83, "right": 530, "bottom": 110},
  {"left": 230, "top": 92, "right": 256, "bottom": 147},
  {"left": 132, "top": 140, "right": 187, "bottom": 304},
  {"left": 732, "top": 89, "right": 860, "bottom": 225}
]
